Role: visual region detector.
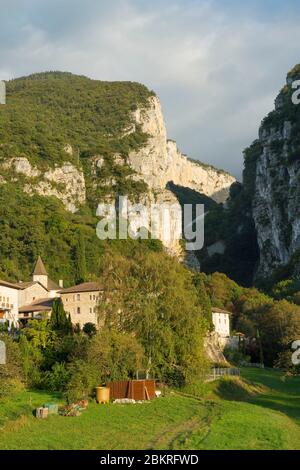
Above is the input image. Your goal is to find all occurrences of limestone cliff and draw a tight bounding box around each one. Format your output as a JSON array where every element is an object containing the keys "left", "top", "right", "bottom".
[
  {"left": 128, "top": 96, "right": 235, "bottom": 203},
  {"left": 247, "top": 65, "right": 300, "bottom": 278},
  {"left": 198, "top": 64, "right": 300, "bottom": 285},
  {"left": 1, "top": 157, "right": 86, "bottom": 213}
]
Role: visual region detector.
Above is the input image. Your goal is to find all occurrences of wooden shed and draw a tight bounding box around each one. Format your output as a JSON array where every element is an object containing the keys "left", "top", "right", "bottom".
[{"left": 107, "top": 379, "right": 156, "bottom": 401}]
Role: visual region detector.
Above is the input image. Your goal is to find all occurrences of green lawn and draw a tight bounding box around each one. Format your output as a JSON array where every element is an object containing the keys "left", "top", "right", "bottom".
[{"left": 1, "top": 368, "right": 300, "bottom": 450}]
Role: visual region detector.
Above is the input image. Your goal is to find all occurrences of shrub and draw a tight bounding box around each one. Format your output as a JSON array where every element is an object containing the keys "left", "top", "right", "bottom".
[
  {"left": 44, "top": 363, "right": 71, "bottom": 392},
  {"left": 0, "top": 335, "right": 24, "bottom": 400},
  {"left": 65, "top": 361, "right": 100, "bottom": 404},
  {"left": 83, "top": 323, "right": 97, "bottom": 337}
]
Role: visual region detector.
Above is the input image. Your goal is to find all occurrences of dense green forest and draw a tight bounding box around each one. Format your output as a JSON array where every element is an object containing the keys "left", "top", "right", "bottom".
[
  {"left": 0, "top": 72, "right": 157, "bottom": 283},
  {"left": 0, "top": 71, "right": 153, "bottom": 167},
  {"left": 0, "top": 182, "right": 163, "bottom": 285}
]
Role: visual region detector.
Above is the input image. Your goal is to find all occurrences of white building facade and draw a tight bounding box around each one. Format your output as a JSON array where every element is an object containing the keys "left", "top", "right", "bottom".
[
  {"left": 212, "top": 308, "right": 230, "bottom": 338},
  {"left": 0, "top": 281, "right": 21, "bottom": 327}
]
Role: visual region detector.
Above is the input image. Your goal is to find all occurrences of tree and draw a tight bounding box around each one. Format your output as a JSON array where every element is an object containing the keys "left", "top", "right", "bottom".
[
  {"left": 24, "top": 319, "right": 56, "bottom": 349},
  {"left": 50, "top": 299, "right": 72, "bottom": 334},
  {"left": 63, "top": 328, "right": 145, "bottom": 403},
  {"left": 74, "top": 230, "right": 87, "bottom": 284},
  {"left": 0, "top": 334, "right": 24, "bottom": 399},
  {"left": 98, "top": 250, "right": 209, "bottom": 385},
  {"left": 83, "top": 322, "right": 97, "bottom": 337},
  {"left": 193, "top": 273, "right": 213, "bottom": 328},
  {"left": 258, "top": 300, "right": 300, "bottom": 367}
]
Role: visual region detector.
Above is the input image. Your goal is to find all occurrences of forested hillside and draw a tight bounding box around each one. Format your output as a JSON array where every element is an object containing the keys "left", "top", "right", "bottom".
[{"left": 0, "top": 72, "right": 158, "bottom": 282}]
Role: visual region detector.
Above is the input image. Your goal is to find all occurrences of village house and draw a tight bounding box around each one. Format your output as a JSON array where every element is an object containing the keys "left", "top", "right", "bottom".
[
  {"left": 18, "top": 257, "right": 62, "bottom": 324},
  {"left": 0, "top": 280, "right": 22, "bottom": 327},
  {"left": 60, "top": 282, "right": 104, "bottom": 328},
  {"left": 0, "top": 257, "right": 105, "bottom": 328},
  {"left": 212, "top": 307, "right": 231, "bottom": 338},
  {"left": 0, "top": 257, "right": 63, "bottom": 326}
]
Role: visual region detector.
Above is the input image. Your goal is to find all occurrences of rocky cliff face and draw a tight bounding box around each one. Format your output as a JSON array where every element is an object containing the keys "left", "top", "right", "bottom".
[
  {"left": 128, "top": 96, "right": 235, "bottom": 203},
  {"left": 122, "top": 96, "right": 234, "bottom": 257},
  {"left": 246, "top": 65, "right": 300, "bottom": 279},
  {"left": 0, "top": 73, "right": 236, "bottom": 259},
  {"left": 1, "top": 157, "right": 86, "bottom": 213}
]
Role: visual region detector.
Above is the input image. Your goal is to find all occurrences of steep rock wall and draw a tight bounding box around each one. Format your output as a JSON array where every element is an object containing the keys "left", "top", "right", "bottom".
[
  {"left": 128, "top": 96, "right": 235, "bottom": 203},
  {"left": 249, "top": 67, "right": 300, "bottom": 278}
]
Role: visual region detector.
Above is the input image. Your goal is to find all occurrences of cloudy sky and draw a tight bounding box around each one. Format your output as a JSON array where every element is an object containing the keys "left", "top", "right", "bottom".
[{"left": 1, "top": 0, "right": 300, "bottom": 179}]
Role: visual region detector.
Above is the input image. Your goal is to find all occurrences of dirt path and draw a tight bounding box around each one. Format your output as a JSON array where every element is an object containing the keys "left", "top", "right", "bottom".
[{"left": 147, "top": 395, "right": 217, "bottom": 450}]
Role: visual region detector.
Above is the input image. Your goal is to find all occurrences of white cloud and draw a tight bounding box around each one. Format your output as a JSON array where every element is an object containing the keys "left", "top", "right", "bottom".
[{"left": 1, "top": 0, "right": 300, "bottom": 178}]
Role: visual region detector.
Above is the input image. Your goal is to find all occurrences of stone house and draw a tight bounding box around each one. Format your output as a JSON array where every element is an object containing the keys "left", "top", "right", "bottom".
[
  {"left": 60, "top": 282, "right": 104, "bottom": 328},
  {"left": 30, "top": 256, "right": 62, "bottom": 297},
  {"left": 17, "top": 256, "right": 62, "bottom": 323},
  {"left": 18, "top": 298, "right": 54, "bottom": 324}
]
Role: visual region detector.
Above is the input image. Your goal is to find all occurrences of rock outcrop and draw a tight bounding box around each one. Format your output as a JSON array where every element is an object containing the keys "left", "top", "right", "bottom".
[
  {"left": 2, "top": 157, "right": 86, "bottom": 213},
  {"left": 248, "top": 66, "right": 300, "bottom": 278},
  {"left": 204, "top": 333, "right": 228, "bottom": 364},
  {"left": 128, "top": 96, "right": 235, "bottom": 203}
]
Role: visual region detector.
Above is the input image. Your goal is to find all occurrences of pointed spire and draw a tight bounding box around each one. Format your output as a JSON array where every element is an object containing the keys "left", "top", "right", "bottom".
[{"left": 32, "top": 256, "right": 48, "bottom": 276}]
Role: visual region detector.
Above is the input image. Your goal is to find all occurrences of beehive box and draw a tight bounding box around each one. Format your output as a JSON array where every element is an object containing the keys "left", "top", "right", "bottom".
[
  {"left": 44, "top": 403, "right": 59, "bottom": 415},
  {"left": 36, "top": 407, "right": 49, "bottom": 419}
]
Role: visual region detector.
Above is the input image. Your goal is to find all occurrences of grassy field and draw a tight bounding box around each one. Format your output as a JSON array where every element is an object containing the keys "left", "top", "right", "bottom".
[{"left": 1, "top": 368, "right": 300, "bottom": 450}]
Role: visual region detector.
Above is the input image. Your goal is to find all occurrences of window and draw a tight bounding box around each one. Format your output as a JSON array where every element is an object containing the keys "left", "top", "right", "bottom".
[
  {"left": 77, "top": 307, "right": 81, "bottom": 314},
  {"left": 89, "top": 308, "right": 92, "bottom": 314},
  {"left": 93, "top": 307, "right": 97, "bottom": 313},
  {"left": 93, "top": 295, "right": 96, "bottom": 301},
  {"left": 77, "top": 294, "right": 80, "bottom": 301},
  {"left": 90, "top": 295, "right": 92, "bottom": 301}
]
